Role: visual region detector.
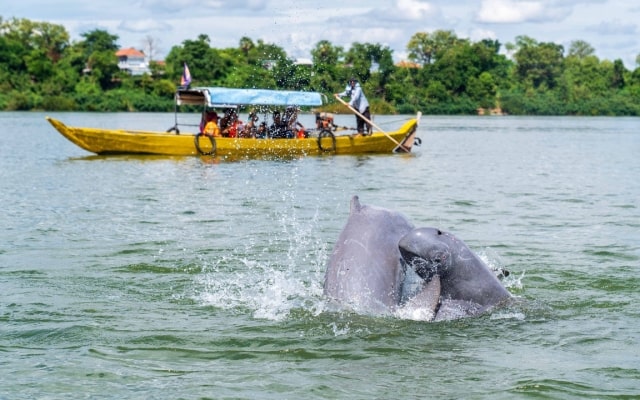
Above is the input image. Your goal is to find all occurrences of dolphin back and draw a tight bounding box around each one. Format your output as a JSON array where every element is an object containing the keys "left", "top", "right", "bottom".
[{"left": 323, "top": 196, "right": 415, "bottom": 314}]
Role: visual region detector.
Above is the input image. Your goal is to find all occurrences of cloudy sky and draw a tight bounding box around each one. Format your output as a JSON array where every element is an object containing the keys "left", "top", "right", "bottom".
[{"left": 4, "top": 0, "right": 639, "bottom": 68}]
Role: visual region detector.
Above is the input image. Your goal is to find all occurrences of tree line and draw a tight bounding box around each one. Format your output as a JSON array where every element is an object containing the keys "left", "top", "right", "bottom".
[{"left": 1, "top": 16, "right": 639, "bottom": 115}]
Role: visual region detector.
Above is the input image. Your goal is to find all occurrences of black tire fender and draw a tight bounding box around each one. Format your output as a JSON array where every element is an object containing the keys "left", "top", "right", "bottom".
[
  {"left": 317, "top": 130, "right": 336, "bottom": 153},
  {"left": 194, "top": 133, "right": 216, "bottom": 155}
]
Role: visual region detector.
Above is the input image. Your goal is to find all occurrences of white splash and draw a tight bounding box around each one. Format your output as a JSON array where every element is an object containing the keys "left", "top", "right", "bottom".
[{"left": 394, "top": 306, "right": 436, "bottom": 322}]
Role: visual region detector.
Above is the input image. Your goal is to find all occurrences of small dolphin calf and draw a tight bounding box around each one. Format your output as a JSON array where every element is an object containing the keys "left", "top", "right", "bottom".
[
  {"left": 399, "top": 227, "right": 512, "bottom": 320},
  {"left": 323, "top": 196, "right": 512, "bottom": 321}
]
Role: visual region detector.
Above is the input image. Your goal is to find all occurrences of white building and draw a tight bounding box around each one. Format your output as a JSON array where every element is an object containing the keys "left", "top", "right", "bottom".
[{"left": 116, "top": 47, "right": 151, "bottom": 76}]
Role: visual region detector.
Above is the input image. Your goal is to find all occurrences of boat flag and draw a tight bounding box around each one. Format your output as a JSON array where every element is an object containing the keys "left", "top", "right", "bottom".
[{"left": 180, "top": 62, "right": 192, "bottom": 87}]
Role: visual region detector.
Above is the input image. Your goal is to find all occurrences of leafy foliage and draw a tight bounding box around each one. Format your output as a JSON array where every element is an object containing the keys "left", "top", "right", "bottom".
[{"left": 1, "top": 17, "right": 639, "bottom": 115}]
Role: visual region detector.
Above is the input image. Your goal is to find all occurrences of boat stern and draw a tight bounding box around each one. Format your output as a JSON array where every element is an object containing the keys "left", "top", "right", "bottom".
[{"left": 393, "top": 112, "right": 422, "bottom": 153}]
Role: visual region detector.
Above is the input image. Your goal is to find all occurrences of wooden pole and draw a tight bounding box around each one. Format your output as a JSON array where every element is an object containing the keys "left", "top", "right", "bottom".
[{"left": 334, "top": 95, "right": 408, "bottom": 152}]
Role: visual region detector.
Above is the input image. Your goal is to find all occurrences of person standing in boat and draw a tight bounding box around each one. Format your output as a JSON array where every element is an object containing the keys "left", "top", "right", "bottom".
[{"left": 336, "top": 77, "right": 371, "bottom": 135}]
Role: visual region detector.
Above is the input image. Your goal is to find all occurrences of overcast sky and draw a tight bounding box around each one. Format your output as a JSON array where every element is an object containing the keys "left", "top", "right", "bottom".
[{"left": 4, "top": 0, "right": 639, "bottom": 68}]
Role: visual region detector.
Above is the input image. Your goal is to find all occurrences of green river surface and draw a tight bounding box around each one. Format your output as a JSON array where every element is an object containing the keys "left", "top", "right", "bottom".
[{"left": 1, "top": 111, "right": 639, "bottom": 399}]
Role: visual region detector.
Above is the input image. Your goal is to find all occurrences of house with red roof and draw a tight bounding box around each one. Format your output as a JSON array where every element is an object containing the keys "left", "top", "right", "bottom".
[{"left": 116, "top": 47, "right": 151, "bottom": 76}]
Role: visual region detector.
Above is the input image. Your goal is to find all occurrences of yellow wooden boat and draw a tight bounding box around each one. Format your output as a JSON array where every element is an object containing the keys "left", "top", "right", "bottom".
[{"left": 46, "top": 87, "right": 421, "bottom": 158}]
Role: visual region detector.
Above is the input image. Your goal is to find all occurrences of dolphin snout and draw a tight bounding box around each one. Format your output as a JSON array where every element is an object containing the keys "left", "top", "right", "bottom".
[
  {"left": 399, "top": 228, "right": 451, "bottom": 280},
  {"left": 399, "top": 246, "right": 430, "bottom": 278}
]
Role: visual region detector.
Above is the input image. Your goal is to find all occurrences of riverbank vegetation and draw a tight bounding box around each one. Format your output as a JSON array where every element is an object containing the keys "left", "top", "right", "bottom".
[{"left": 1, "top": 16, "right": 639, "bottom": 115}]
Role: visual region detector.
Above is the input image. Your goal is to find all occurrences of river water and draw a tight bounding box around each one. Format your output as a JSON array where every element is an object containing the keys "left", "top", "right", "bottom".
[{"left": 1, "top": 111, "right": 639, "bottom": 399}]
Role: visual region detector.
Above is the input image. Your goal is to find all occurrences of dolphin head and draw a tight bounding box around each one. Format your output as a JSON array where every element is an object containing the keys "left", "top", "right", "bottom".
[{"left": 398, "top": 227, "right": 456, "bottom": 280}]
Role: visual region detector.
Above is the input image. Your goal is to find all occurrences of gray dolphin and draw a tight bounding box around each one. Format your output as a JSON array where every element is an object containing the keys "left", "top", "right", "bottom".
[
  {"left": 324, "top": 196, "right": 512, "bottom": 321},
  {"left": 323, "top": 195, "right": 417, "bottom": 314},
  {"left": 398, "top": 227, "right": 512, "bottom": 320}
]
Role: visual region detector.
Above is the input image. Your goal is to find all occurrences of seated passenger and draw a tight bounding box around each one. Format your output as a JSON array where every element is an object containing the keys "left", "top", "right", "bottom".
[
  {"left": 269, "top": 110, "right": 290, "bottom": 138},
  {"left": 256, "top": 121, "right": 267, "bottom": 138},
  {"left": 202, "top": 111, "right": 221, "bottom": 137},
  {"left": 296, "top": 122, "right": 307, "bottom": 139},
  {"left": 220, "top": 108, "right": 243, "bottom": 138},
  {"left": 315, "top": 112, "right": 336, "bottom": 131},
  {"left": 239, "top": 109, "right": 259, "bottom": 138},
  {"left": 283, "top": 106, "right": 306, "bottom": 138},
  {"left": 219, "top": 109, "right": 232, "bottom": 133}
]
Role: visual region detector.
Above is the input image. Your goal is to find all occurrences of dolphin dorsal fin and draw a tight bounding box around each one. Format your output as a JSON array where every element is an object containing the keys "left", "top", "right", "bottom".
[{"left": 350, "top": 195, "right": 362, "bottom": 213}]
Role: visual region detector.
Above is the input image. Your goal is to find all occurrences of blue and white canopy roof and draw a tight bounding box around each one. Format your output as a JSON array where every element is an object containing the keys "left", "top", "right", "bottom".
[{"left": 176, "top": 87, "right": 325, "bottom": 107}]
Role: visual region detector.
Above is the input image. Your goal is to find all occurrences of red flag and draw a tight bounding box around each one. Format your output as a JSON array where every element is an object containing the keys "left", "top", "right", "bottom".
[{"left": 180, "top": 62, "right": 192, "bottom": 87}]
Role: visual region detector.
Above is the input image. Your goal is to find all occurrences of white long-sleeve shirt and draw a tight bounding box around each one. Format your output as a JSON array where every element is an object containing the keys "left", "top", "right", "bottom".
[{"left": 338, "top": 82, "right": 369, "bottom": 114}]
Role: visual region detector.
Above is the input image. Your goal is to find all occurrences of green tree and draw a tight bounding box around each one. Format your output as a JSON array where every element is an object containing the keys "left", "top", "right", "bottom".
[
  {"left": 25, "top": 48, "right": 55, "bottom": 81},
  {"left": 468, "top": 71, "right": 497, "bottom": 108},
  {"left": 75, "top": 29, "right": 120, "bottom": 90},
  {"left": 79, "top": 29, "right": 119, "bottom": 55},
  {"left": 0, "top": 18, "right": 70, "bottom": 87},
  {"left": 568, "top": 40, "right": 595, "bottom": 59},
  {"left": 512, "top": 36, "right": 564, "bottom": 89},
  {"left": 561, "top": 54, "right": 606, "bottom": 103},
  {"left": 343, "top": 43, "right": 393, "bottom": 84},
  {"left": 426, "top": 37, "right": 507, "bottom": 100},
  {"left": 407, "top": 30, "right": 461, "bottom": 65},
  {"left": 86, "top": 50, "right": 119, "bottom": 90},
  {"left": 2, "top": 16, "right": 639, "bottom": 115},
  {"left": 0, "top": 26, "right": 28, "bottom": 90},
  {"left": 165, "top": 34, "right": 232, "bottom": 85},
  {"left": 611, "top": 59, "right": 625, "bottom": 89},
  {"left": 272, "top": 58, "right": 311, "bottom": 90},
  {"left": 254, "top": 39, "right": 287, "bottom": 67},
  {"left": 368, "top": 43, "right": 395, "bottom": 96},
  {"left": 310, "top": 40, "right": 343, "bottom": 92},
  {"left": 239, "top": 36, "right": 255, "bottom": 59}
]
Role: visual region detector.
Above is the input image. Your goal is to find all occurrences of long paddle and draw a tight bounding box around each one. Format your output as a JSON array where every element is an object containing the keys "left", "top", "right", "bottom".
[{"left": 334, "top": 94, "right": 409, "bottom": 152}]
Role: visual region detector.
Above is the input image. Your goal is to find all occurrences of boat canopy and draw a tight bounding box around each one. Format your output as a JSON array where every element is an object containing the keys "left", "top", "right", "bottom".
[{"left": 176, "top": 87, "right": 325, "bottom": 108}]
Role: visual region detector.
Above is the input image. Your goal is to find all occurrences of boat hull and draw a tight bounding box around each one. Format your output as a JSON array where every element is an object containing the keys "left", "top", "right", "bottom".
[{"left": 46, "top": 117, "right": 419, "bottom": 157}]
